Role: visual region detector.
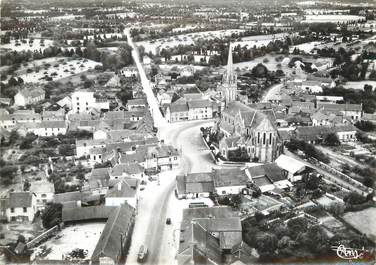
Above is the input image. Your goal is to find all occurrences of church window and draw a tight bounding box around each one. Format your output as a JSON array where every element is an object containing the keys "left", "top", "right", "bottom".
[
  {"left": 263, "top": 133, "right": 266, "bottom": 145},
  {"left": 269, "top": 133, "right": 272, "bottom": 144},
  {"left": 257, "top": 132, "right": 260, "bottom": 144}
]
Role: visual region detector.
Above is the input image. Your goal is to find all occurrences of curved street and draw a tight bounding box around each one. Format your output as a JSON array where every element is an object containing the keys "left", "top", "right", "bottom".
[{"left": 126, "top": 120, "right": 217, "bottom": 265}]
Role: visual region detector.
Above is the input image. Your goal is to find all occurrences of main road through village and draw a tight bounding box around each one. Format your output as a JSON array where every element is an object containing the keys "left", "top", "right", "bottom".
[{"left": 124, "top": 28, "right": 219, "bottom": 265}]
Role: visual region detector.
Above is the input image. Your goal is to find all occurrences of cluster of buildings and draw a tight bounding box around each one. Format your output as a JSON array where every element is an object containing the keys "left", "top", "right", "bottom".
[{"left": 176, "top": 154, "right": 309, "bottom": 199}]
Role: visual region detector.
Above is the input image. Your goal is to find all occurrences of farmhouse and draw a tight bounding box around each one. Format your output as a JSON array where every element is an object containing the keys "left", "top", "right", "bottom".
[
  {"left": 30, "top": 181, "right": 55, "bottom": 210},
  {"left": 6, "top": 192, "right": 36, "bottom": 222},
  {"left": 176, "top": 172, "right": 214, "bottom": 199},
  {"left": 14, "top": 85, "right": 45, "bottom": 107}
]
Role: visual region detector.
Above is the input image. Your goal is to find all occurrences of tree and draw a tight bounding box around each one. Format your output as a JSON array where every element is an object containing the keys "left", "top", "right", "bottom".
[
  {"left": 324, "top": 133, "right": 340, "bottom": 146},
  {"left": 344, "top": 192, "right": 367, "bottom": 205},
  {"left": 118, "top": 43, "right": 133, "bottom": 66},
  {"left": 23, "top": 179, "right": 30, "bottom": 191},
  {"left": 0, "top": 166, "right": 18, "bottom": 185},
  {"left": 19, "top": 133, "right": 38, "bottom": 149},
  {"left": 251, "top": 63, "right": 269, "bottom": 78},
  {"left": 287, "top": 217, "right": 309, "bottom": 239},
  {"left": 41, "top": 203, "right": 62, "bottom": 229},
  {"left": 256, "top": 232, "right": 278, "bottom": 259},
  {"left": 58, "top": 144, "right": 75, "bottom": 156},
  {"left": 355, "top": 120, "right": 375, "bottom": 132}
]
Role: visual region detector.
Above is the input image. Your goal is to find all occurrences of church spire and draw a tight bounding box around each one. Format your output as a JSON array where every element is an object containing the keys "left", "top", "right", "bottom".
[
  {"left": 226, "top": 43, "right": 233, "bottom": 79},
  {"left": 223, "top": 43, "right": 236, "bottom": 86}
]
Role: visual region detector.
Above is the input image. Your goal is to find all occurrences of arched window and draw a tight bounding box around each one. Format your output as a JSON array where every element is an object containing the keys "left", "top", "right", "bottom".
[
  {"left": 263, "top": 133, "right": 266, "bottom": 145},
  {"left": 269, "top": 133, "right": 272, "bottom": 144}
]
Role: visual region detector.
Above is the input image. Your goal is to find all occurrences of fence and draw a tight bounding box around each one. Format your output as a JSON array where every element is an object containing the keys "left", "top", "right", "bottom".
[
  {"left": 26, "top": 225, "right": 59, "bottom": 248},
  {"left": 311, "top": 157, "right": 372, "bottom": 195}
]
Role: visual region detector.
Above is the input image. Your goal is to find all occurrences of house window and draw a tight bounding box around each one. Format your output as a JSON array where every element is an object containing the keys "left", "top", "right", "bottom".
[
  {"left": 11, "top": 208, "right": 14, "bottom": 213},
  {"left": 23, "top": 207, "right": 27, "bottom": 213},
  {"left": 222, "top": 190, "right": 226, "bottom": 195},
  {"left": 263, "top": 133, "right": 266, "bottom": 145},
  {"left": 41, "top": 194, "right": 47, "bottom": 198},
  {"left": 257, "top": 132, "right": 260, "bottom": 144},
  {"left": 269, "top": 133, "right": 272, "bottom": 145}
]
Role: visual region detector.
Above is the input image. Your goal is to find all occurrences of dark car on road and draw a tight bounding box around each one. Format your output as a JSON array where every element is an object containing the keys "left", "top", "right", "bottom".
[{"left": 137, "top": 245, "right": 148, "bottom": 262}]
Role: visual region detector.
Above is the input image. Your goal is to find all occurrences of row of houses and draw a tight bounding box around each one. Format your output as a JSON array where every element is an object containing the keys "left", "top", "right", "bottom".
[
  {"left": 176, "top": 154, "right": 311, "bottom": 199},
  {"left": 165, "top": 94, "right": 215, "bottom": 122},
  {"left": 0, "top": 99, "right": 150, "bottom": 137}
]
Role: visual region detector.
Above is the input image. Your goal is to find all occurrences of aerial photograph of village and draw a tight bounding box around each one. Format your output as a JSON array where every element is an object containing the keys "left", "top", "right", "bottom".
[{"left": 0, "top": 0, "right": 375, "bottom": 264}]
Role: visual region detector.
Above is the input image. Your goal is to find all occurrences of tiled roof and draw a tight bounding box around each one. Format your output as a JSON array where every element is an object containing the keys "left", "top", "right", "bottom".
[
  {"left": 91, "top": 203, "right": 135, "bottom": 262},
  {"left": 317, "top": 102, "right": 362, "bottom": 112},
  {"left": 62, "top": 206, "right": 116, "bottom": 222},
  {"left": 213, "top": 168, "right": 250, "bottom": 187},
  {"left": 8, "top": 192, "right": 33, "bottom": 208},
  {"left": 106, "top": 179, "right": 139, "bottom": 198}
]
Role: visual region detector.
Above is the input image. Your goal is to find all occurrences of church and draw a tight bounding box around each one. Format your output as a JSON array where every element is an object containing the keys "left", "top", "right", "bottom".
[{"left": 217, "top": 46, "right": 282, "bottom": 163}]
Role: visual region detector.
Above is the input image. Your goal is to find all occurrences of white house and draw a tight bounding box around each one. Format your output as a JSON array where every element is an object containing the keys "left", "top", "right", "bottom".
[
  {"left": 120, "top": 67, "right": 138, "bottom": 78},
  {"left": 145, "top": 144, "right": 180, "bottom": 170},
  {"left": 6, "top": 192, "right": 36, "bottom": 222},
  {"left": 76, "top": 139, "right": 108, "bottom": 158},
  {"left": 32, "top": 121, "right": 67, "bottom": 137},
  {"left": 72, "top": 90, "right": 109, "bottom": 114},
  {"left": 14, "top": 86, "right": 45, "bottom": 107},
  {"left": 176, "top": 172, "right": 214, "bottom": 199},
  {"left": 275, "top": 155, "right": 307, "bottom": 182},
  {"left": 0, "top": 110, "right": 41, "bottom": 130},
  {"left": 180, "top": 66, "right": 195, "bottom": 77},
  {"left": 110, "top": 163, "right": 145, "bottom": 180},
  {"left": 212, "top": 168, "right": 250, "bottom": 195},
  {"left": 30, "top": 181, "right": 55, "bottom": 210},
  {"left": 301, "top": 81, "right": 323, "bottom": 93},
  {"left": 105, "top": 179, "right": 139, "bottom": 208}
]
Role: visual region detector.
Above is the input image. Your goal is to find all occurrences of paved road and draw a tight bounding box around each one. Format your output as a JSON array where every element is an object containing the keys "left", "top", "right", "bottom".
[
  {"left": 126, "top": 120, "right": 216, "bottom": 265},
  {"left": 125, "top": 28, "right": 166, "bottom": 128}
]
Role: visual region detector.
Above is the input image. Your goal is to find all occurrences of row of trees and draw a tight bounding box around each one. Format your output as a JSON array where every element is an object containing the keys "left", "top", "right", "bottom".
[{"left": 286, "top": 138, "right": 330, "bottom": 163}]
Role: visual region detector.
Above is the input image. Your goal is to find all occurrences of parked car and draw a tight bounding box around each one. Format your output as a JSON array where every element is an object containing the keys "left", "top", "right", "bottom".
[{"left": 137, "top": 245, "right": 148, "bottom": 262}]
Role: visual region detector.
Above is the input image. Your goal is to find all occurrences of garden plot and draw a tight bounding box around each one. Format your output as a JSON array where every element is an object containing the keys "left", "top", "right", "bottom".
[
  {"left": 14, "top": 58, "right": 101, "bottom": 84},
  {"left": 34, "top": 222, "right": 105, "bottom": 261},
  {"left": 344, "top": 208, "right": 376, "bottom": 243},
  {"left": 158, "top": 64, "right": 206, "bottom": 72},
  {"left": 290, "top": 41, "right": 322, "bottom": 54},
  {"left": 136, "top": 29, "right": 245, "bottom": 54},
  {"left": 1, "top": 38, "right": 54, "bottom": 52},
  {"left": 301, "top": 15, "right": 365, "bottom": 23},
  {"left": 233, "top": 33, "right": 291, "bottom": 49}
]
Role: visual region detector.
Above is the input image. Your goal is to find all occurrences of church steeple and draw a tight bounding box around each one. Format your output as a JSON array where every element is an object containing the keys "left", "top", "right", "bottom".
[
  {"left": 223, "top": 44, "right": 236, "bottom": 85},
  {"left": 221, "top": 44, "right": 237, "bottom": 104}
]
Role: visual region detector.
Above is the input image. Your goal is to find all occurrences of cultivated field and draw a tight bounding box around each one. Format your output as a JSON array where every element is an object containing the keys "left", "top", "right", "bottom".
[
  {"left": 343, "top": 208, "right": 376, "bottom": 243},
  {"left": 136, "top": 29, "right": 245, "bottom": 54}
]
